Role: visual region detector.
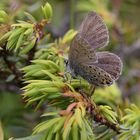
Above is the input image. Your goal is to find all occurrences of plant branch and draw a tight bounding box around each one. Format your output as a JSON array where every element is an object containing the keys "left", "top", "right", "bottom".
[
  {"left": 79, "top": 90, "right": 121, "bottom": 134},
  {"left": 27, "top": 19, "right": 49, "bottom": 64},
  {"left": 63, "top": 89, "right": 120, "bottom": 133},
  {"left": 27, "top": 38, "right": 38, "bottom": 64},
  {"left": 91, "top": 106, "right": 120, "bottom": 134},
  {"left": 0, "top": 69, "right": 9, "bottom": 79},
  {"left": 0, "top": 45, "right": 22, "bottom": 86}
]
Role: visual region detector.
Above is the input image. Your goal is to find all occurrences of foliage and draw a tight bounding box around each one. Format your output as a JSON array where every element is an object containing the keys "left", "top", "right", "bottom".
[
  {"left": 93, "top": 84, "right": 122, "bottom": 108},
  {"left": 0, "top": 121, "right": 4, "bottom": 140},
  {"left": 77, "top": 0, "right": 114, "bottom": 27},
  {"left": 33, "top": 103, "right": 94, "bottom": 140},
  {"left": 119, "top": 104, "right": 140, "bottom": 139},
  {"left": 0, "top": 10, "right": 8, "bottom": 23},
  {"left": 0, "top": 1, "right": 140, "bottom": 140}
]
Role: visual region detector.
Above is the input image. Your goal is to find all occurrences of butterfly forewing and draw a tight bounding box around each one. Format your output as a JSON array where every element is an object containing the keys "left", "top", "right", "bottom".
[
  {"left": 78, "top": 11, "right": 109, "bottom": 50},
  {"left": 69, "top": 34, "right": 97, "bottom": 64}
]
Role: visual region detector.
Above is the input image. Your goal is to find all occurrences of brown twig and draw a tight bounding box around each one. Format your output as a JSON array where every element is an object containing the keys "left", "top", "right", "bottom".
[
  {"left": 27, "top": 38, "right": 38, "bottom": 64},
  {"left": 0, "top": 81, "right": 20, "bottom": 93},
  {"left": 0, "top": 69, "right": 9, "bottom": 79},
  {"left": 27, "top": 19, "right": 49, "bottom": 64},
  {"left": 0, "top": 45, "right": 23, "bottom": 86},
  {"left": 63, "top": 89, "right": 120, "bottom": 133},
  {"left": 90, "top": 105, "right": 120, "bottom": 134}
]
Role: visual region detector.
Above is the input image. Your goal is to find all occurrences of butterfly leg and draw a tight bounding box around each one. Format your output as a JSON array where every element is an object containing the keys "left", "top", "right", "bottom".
[
  {"left": 69, "top": 74, "right": 73, "bottom": 84},
  {"left": 64, "top": 71, "right": 68, "bottom": 81},
  {"left": 77, "top": 76, "right": 82, "bottom": 89},
  {"left": 64, "top": 71, "right": 72, "bottom": 82},
  {"left": 89, "top": 84, "right": 96, "bottom": 96}
]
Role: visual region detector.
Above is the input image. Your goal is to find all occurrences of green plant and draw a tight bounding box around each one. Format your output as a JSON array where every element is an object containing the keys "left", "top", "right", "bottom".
[{"left": 0, "top": 1, "right": 140, "bottom": 140}]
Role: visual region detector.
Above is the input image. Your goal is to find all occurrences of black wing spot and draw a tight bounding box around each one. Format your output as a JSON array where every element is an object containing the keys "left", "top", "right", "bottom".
[
  {"left": 101, "top": 79, "right": 105, "bottom": 82},
  {"left": 104, "top": 74, "right": 109, "bottom": 77},
  {"left": 90, "top": 77, "right": 94, "bottom": 81},
  {"left": 101, "top": 82, "right": 104, "bottom": 85},
  {"left": 106, "top": 81, "right": 111, "bottom": 85}
]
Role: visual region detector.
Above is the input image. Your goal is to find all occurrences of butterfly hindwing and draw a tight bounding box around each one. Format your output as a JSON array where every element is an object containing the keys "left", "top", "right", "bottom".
[
  {"left": 79, "top": 64, "right": 114, "bottom": 86},
  {"left": 94, "top": 52, "right": 122, "bottom": 80}
]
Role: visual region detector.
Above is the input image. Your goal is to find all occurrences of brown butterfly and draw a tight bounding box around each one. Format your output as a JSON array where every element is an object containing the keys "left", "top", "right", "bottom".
[{"left": 68, "top": 11, "right": 122, "bottom": 86}]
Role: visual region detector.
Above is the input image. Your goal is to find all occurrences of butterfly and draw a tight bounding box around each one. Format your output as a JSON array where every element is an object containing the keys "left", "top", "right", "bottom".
[{"left": 68, "top": 11, "right": 122, "bottom": 86}]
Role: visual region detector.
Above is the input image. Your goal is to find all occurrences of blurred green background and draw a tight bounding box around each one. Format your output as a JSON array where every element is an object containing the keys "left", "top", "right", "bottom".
[{"left": 0, "top": 0, "right": 140, "bottom": 139}]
